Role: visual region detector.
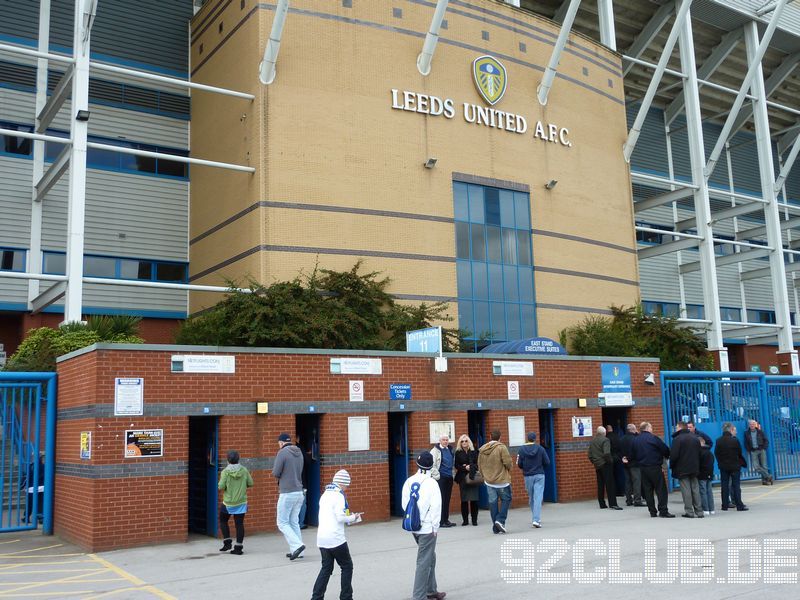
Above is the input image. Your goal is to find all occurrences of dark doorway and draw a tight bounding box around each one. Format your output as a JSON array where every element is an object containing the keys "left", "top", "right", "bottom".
[
  {"left": 388, "top": 412, "right": 409, "bottom": 516},
  {"left": 601, "top": 407, "right": 628, "bottom": 498},
  {"left": 188, "top": 416, "right": 218, "bottom": 535},
  {"left": 295, "top": 414, "right": 321, "bottom": 526},
  {"left": 538, "top": 409, "right": 557, "bottom": 503},
  {"left": 467, "top": 410, "right": 489, "bottom": 509}
]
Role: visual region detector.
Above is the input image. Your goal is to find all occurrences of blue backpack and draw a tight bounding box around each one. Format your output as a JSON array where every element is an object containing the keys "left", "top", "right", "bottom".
[{"left": 402, "top": 482, "right": 422, "bottom": 532}]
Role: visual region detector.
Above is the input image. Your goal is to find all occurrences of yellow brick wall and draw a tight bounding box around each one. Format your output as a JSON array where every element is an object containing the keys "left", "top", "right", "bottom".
[{"left": 189, "top": 0, "right": 639, "bottom": 336}]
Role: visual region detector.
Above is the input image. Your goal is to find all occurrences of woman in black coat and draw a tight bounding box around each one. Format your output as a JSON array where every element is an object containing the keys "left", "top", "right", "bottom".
[{"left": 454, "top": 434, "right": 480, "bottom": 526}]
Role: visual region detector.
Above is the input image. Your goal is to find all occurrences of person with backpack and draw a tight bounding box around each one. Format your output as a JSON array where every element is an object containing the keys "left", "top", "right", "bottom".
[
  {"left": 217, "top": 450, "right": 254, "bottom": 555},
  {"left": 401, "top": 451, "right": 445, "bottom": 600},
  {"left": 310, "top": 470, "right": 362, "bottom": 600},
  {"left": 517, "top": 431, "right": 550, "bottom": 528}
]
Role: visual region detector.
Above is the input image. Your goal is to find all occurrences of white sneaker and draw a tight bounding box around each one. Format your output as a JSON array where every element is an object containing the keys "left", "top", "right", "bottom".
[
  {"left": 494, "top": 520, "right": 507, "bottom": 533},
  {"left": 703, "top": 511, "right": 710, "bottom": 516},
  {"left": 532, "top": 521, "right": 541, "bottom": 528},
  {"left": 710, "top": 511, "right": 716, "bottom": 515}
]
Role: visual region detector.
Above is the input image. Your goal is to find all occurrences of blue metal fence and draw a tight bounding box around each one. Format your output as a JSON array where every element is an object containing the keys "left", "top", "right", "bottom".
[
  {"left": 662, "top": 371, "right": 800, "bottom": 485},
  {"left": 0, "top": 372, "right": 56, "bottom": 534}
]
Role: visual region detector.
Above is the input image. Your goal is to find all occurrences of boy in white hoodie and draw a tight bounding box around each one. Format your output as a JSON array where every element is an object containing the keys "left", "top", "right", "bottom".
[{"left": 310, "top": 470, "right": 362, "bottom": 600}]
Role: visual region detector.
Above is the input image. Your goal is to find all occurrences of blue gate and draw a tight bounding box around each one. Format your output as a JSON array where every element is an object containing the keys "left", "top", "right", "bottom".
[
  {"left": 662, "top": 371, "right": 800, "bottom": 485},
  {"left": 0, "top": 372, "right": 56, "bottom": 534}
]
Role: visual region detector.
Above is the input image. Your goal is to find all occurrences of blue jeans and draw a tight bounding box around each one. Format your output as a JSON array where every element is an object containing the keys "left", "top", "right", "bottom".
[
  {"left": 524, "top": 474, "right": 545, "bottom": 523},
  {"left": 277, "top": 491, "right": 305, "bottom": 552},
  {"left": 698, "top": 479, "right": 714, "bottom": 512},
  {"left": 486, "top": 484, "right": 512, "bottom": 526},
  {"left": 298, "top": 490, "right": 307, "bottom": 527}
]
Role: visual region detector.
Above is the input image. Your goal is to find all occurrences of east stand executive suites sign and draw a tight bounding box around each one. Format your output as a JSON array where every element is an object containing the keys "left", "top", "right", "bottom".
[{"left": 390, "top": 54, "right": 572, "bottom": 147}]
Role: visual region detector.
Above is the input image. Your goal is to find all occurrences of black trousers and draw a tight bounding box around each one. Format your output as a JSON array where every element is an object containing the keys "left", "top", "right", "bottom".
[
  {"left": 311, "top": 542, "right": 354, "bottom": 600},
  {"left": 438, "top": 477, "right": 454, "bottom": 524},
  {"left": 460, "top": 501, "right": 479, "bottom": 525},
  {"left": 219, "top": 505, "right": 245, "bottom": 544},
  {"left": 640, "top": 465, "right": 669, "bottom": 515},
  {"left": 595, "top": 463, "right": 618, "bottom": 507},
  {"left": 720, "top": 468, "right": 744, "bottom": 509}
]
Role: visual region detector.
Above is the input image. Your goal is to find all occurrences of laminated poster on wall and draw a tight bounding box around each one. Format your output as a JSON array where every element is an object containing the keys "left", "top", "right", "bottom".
[
  {"left": 114, "top": 377, "right": 143, "bottom": 416},
  {"left": 125, "top": 429, "right": 163, "bottom": 458},
  {"left": 80, "top": 431, "right": 91, "bottom": 460},
  {"left": 572, "top": 416, "right": 592, "bottom": 438}
]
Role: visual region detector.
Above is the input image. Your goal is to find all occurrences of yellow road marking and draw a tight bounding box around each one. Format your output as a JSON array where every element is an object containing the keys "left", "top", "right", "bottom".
[
  {"left": 83, "top": 585, "right": 175, "bottom": 600},
  {"left": 0, "top": 592, "right": 89, "bottom": 597},
  {"left": 88, "top": 555, "right": 176, "bottom": 600},
  {"left": 0, "top": 540, "right": 20, "bottom": 545},
  {"left": 0, "top": 544, "right": 64, "bottom": 556},
  {"left": 0, "top": 568, "right": 107, "bottom": 597},
  {"left": 0, "top": 553, "right": 84, "bottom": 559},
  {"left": 0, "top": 579, "right": 122, "bottom": 585},
  {"left": 0, "top": 568, "right": 104, "bottom": 575},
  {"left": 747, "top": 481, "right": 798, "bottom": 502},
  {"left": 0, "top": 560, "right": 95, "bottom": 569}
]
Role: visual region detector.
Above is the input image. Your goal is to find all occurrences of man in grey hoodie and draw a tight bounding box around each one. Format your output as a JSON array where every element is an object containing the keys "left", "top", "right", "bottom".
[{"left": 273, "top": 432, "right": 306, "bottom": 560}]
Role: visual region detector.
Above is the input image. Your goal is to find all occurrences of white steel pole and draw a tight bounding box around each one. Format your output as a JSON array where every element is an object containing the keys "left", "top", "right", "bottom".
[
  {"left": 537, "top": 0, "right": 583, "bottom": 105},
  {"left": 258, "top": 0, "right": 289, "bottom": 85},
  {"left": 417, "top": 0, "right": 450, "bottom": 76},
  {"left": 677, "top": 0, "right": 728, "bottom": 370},
  {"left": 597, "top": 0, "right": 616, "bottom": 51},
  {"left": 63, "top": 0, "right": 91, "bottom": 324},
  {"left": 744, "top": 21, "right": 799, "bottom": 374},
  {"left": 623, "top": 0, "right": 693, "bottom": 162},
  {"left": 29, "top": 0, "right": 51, "bottom": 307},
  {"left": 705, "top": 0, "right": 789, "bottom": 179},
  {"left": 775, "top": 131, "right": 800, "bottom": 193}
]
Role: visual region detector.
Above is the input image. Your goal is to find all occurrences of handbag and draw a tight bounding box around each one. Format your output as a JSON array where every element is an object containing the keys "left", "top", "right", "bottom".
[{"left": 465, "top": 470, "right": 484, "bottom": 486}]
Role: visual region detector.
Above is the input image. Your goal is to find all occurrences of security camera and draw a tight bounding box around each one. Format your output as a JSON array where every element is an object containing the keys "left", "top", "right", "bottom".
[{"left": 644, "top": 373, "right": 656, "bottom": 386}]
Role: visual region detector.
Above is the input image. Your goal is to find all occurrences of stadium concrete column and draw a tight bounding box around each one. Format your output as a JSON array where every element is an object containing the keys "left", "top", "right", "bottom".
[
  {"left": 597, "top": 0, "right": 616, "bottom": 51},
  {"left": 677, "top": 0, "right": 728, "bottom": 370},
  {"left": 64, "top": 0, "right": 92, "bottom": 324},
  {"left": 744, "top": 21, "right": 800, "bottom": 375}
]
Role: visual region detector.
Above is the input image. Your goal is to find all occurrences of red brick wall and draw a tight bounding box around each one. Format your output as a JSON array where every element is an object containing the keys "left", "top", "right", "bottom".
[{"left": 54, "top": 348, "right": 662, "bottom": 550}]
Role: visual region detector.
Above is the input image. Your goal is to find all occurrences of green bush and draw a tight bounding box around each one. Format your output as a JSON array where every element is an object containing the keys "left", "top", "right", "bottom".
[{"left": 4, "top": 316, "right": 144, "bottom": 372}]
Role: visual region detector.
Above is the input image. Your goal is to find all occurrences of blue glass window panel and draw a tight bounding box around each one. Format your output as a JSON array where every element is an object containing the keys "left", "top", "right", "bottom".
[
  {"left": 454, "top": 183, "right": 469, "bottom": 221},
  {"left": 484, "top": 188, "right": 501, "bottom": 225},
  {"left": 474, "top": 301, "right": 490, "bottom": 339},
  {"left": 490, "top": 302, "right": 506, "bottom": 339},
  {"left": 503, "top": 265, "right": 519, "bottom": 302},
  {"left": 0, "top": 249, "right": 24, "bottom": 271},
  {"left": 721, "top": 307, "right": 742, "bottom": 321},
  {"left": 157, "top": 158, "right": 188, "bottom": 178},
  {"left": 517, "top": 230, "right": 532, "bottom": 266},
  {"left": 471, "top": 224, "right": 486, "bottom": 261},
  {"left": 455, "top": 222, "right": 470, "bottom": 259},
  {"left": 87, "top": 146, "right": 119, "bottom": 169},
  {"left": 120, "top": 144, "right": 157, "bottom": 173},
  {"left": 472, "top": 262, "right": 488, "bottom": 299},
  {"left": 521, "top": 304, "right": 536, "bottom": 337},
  {"left": 488, "top": 264, "right": 503, "bottom": 301},
  {"left": 120, "top": 259, "right": 152, "bottom": 280},
  {"left": 686, "top": 304, "right": 704, "bottom": 319},
  {"left": 456, "top": 260, "right": 472, "bottom": 298},
  {"left": 156, "top": 262, "right": 187, "bottom": 282},
  {"left": 506, "top": 304, "right": 522, "bottom": 339},
  {"left": 84, "top": 256, "right": 116, "bottom": 277},
  {"left": 502, "top": 228, "right": 517, "bottom": 265},
  {"left": 43, "top": 252, "right": 65, "bottom": 275},
  {"left": 458, "top": 300, "right": 474, "bottom": 336},
  {"left": 468, "top": 185, "right": 484, "bottom": 224},
  {"left": 486, "top": 225, "right": 501, "bottom": 263},
  {"left": 519, "top": 268, "right": 534, "bottom": 303},
  {"left": 500, "top": 190, "right": 515, "bottom": 227},
  {"left": 514, "top": 192, "right": 530, "bottom": 229},
  {"left": 45, "top": 141, "right": 68, "bottom": 161}
]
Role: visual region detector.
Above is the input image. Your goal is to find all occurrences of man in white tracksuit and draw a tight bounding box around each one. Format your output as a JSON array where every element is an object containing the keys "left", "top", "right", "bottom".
[
  {"left": 402, "top": 451, "right": 446, "bottom": 600},
  {"left": 311, "top": 470, "right": 362, "bottom": 600}
]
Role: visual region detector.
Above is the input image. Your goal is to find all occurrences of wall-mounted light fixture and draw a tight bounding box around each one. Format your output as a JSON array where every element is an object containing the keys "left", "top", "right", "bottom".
[
  {"left": 424, "top": 157, "right": 438, "bottom": 169},
  {"left": 544, "top": 179, "right": 558, "bottom": 190},
  {"left": 76, "top": 110, "right": 91, "bottom": 122}
]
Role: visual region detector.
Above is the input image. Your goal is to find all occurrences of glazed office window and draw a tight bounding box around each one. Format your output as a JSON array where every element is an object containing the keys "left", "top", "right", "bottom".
[
  {"left": 635, "top": 221, "right": 673, "bottom": 245},
  {"left": 0, "top": 248, "right": 25, "bottom": 272},
  {"left": 42, "top": 251, "right": 187, "bottom": 283},
  {"left": 747, "top": 309, "right": 777, "bottom": 324},
  {"left": 642, "top": 301, "right": 680, "bottom": 317},
  {"left": 453, "top": 181, "right": 535, "bottom": 351},
  {"left": 721, "top": 307, "right": 742, "bottom": 322}
]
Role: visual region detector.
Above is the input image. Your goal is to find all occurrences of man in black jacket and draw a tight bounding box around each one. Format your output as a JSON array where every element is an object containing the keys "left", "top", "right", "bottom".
[
  {"left": 587, "top": 427, "right": 621, "bottom": 510},
  {"left": 714, "top": 423, "right": 749, "bottom": 511},
  {"left": 744, "top": 420, "right": 773, "bottom": 485},
  {"left": 631, "top": 422, "right": 675, "bottom": 518},
  {"left": 670, "top": 421, "right": 703, "bottom": 518},
  {"left": 619, "top": 424, "right": 644, "bottom": 506}
]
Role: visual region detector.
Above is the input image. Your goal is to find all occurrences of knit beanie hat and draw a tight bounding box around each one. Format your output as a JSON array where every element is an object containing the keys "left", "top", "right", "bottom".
[
  {"left": 416, "top": 451, "right": 434, "bottom": 470},
  {"left": 332, "top": 470, "right": 351, "bottom": 487}
]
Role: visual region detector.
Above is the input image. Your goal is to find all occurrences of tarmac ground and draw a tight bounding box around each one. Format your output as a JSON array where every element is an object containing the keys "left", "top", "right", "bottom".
[{"left": 1, "top": 480, "right": 799, "bottom": 599}]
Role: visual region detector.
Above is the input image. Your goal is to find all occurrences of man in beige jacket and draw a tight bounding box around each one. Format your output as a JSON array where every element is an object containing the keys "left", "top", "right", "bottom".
[{"left": 478, "top": 429, "right": 513, "bottom": 534}]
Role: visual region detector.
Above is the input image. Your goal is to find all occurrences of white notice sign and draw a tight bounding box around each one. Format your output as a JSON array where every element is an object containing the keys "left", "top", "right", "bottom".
[
  {"left": 171, "top": 355, "right": 235, "bottom": 373},
  {"left": 493, "top": 361, "right": 534, "bottom": 376},
  {"left": 507, "top": 381, "right": 520, "bottom": 400},
  {"left": 330, "top": 358, "right": 382, "bottom": 375},
  {"left": 348, "top": 417, "right": 370, "bottom": 451},
  {"left": 114, "top": 377, "right": 144, "bottom": 416},
  {"left": 508, "top": 416, "right": 526, "bottom": 446},
  {"left": 349, "top": 380, "right": 364, "bottom": 402}
]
